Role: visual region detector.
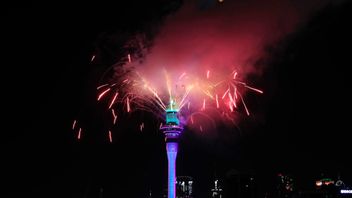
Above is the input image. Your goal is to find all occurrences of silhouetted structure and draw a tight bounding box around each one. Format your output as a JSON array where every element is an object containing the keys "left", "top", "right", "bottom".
[
  {"left": 224, "top": 169, "right": 256, "bottom": 198},
  {"left": 176, "top": 176, "right": 193, "bottom": 198},
  {"left": 211, "top": 179, "right": 223, "bottom": 198}
]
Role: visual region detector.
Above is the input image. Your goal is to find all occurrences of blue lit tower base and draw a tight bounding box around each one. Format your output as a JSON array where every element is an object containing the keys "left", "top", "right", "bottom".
[{"left": 161, "top": 109, "right": 183, "bottom": 198}]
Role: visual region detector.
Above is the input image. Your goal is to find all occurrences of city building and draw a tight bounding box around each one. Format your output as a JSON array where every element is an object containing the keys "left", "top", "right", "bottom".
[
  {"left": 276, "top": 173, "right": 295, "bottom": 198},
  {"left": 176, "top": 176, "right": 193, "bottom": 198},
  {"left": 211, "top": 179, "right": 223, "bottom": 198},
  {"left": 224, "top": 169, "right": 256, "bottom": 198}
]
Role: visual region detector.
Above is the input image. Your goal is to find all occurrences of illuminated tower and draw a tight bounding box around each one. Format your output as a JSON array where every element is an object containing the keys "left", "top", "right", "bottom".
[{"left": 161, "top": 101, "right": 183, "bottom": 198}]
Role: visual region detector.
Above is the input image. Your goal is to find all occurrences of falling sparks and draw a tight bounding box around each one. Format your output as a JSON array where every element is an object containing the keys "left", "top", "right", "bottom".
[
  {"left": 88, "top": 66, "right": 263, "bottom": 139},
  {"left": 111, "top": 109, "right": 117, "bottom": 125},
  {"left": 229, "top": 101, "right": 234, "bottom": 112},
  {"left": 233, "top": 71, "right": 238, "bottom": 79},
  {"left": 244, "top": 85, "right": 264, "bottom": 94},
  {"left": 147, "top": 86, "right": 167, "bottom": 110},
  {"left": 99, "top": 69, "right": 261, "bottom": 120},
  {"left": 128, "top": 54, "right": 131, "bottom": 63},
  {"left": 98, "top": 88, "right": 111, "bottom": 101},
  {"left": 72, "top": 120, "right": 76, "bottom": 130},
  {"left": 164, "top": 70, "right": 172, "bottom": 102},
  {"left": 98, "top": 69, "right": 263, "bottom": 119},
  {"left": 109, "top": 92, "right": 118, "bottom": 109},
  {"left": 77, "top": 128, "right": 82, "bottom": 140},
  {"left": 97, "top": 84, "right": 109, "bottom": 90},
  {"left": 178, "top": 72, "right": 186, "bottom": 80},
  {"left": 216, "top": 94, "right": 219, "bottom": 108},
  {"left": 140, "top": 122, "right": 145, "bottom": 132},
  {"left": 202, "top": 98, "right": 206, "bottom": 110},
  {"left": 91, "top": 55, "right": 96, "bottom": 62},
  {"left": 238, "top": 92, "right": 250, "bottom": 116},
  {"left": 126, "top": 97, "right": 131, "bottom": 112},
  {"left": 228, "top": 92, "right": 235, "bottom": 108},
  {"left": 108, "top": 130, "right": 112, "bottom": 143},
  {"left": 222, "top": 88, "right": 230, "bottom": 99},
  {"left": 234, "top": 87, "right": 238, "bottom": 99},
  {"left": 178, "top": 85, "right": 193, "bottom": 110}
]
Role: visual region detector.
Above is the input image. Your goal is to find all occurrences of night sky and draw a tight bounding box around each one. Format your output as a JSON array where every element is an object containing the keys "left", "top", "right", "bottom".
[{"left": 2, "top": 1, "right": 352, "bottom": 197}]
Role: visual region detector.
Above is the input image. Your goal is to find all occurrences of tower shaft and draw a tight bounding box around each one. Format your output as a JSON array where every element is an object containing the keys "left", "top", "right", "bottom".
[{"left": 166, "top": 142, "right": 178, "bottom": 198}]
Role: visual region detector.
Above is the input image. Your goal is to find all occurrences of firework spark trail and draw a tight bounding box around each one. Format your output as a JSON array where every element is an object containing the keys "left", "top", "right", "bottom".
[
  {"left": 98, "top": 88, "right": 111, "bottom": 101},
  {"left": 72, "top": 120, "right": 77, "bottom": 130},
  {"left": 108, "top": 130, "right": 112, "bottom": 143},
  {"left": 146, "top": 71, "right": 258, "bottom": 116},
  {"left": 126, "top": 97, "right": 131, "bottom": 112},
  {"left": 216, "top": 94, "right": 219, "bottom": 108},
  {"left": 72, "top": 0, "right": 332, "bottom": 140},
  {"left": 140, "top": 122, "right": 145, "bottom": 132},
  {"left": 164, "top": 70, "right": 173, "bottom": 103},
  {"left": 130, "top": 95, "right": 166, "bottom": 119},
  {"left": 238, "top": 92, "right": 250, "bottom": 116},
  {"left": 97, "top": 84, "right": 109, "bottom": 90},
  {"left": 244, "top": 85, "right": 264, "bottom": 94},
  {"left": 77, "top": 128, "right": 82, "bottom": 140},
  {"left": 109, "top": 92, "right": 119, "bottom": 109},
  {"left": 147, "top": 87, "right": 167, "bottom": 110},
  {"left": 137, "top": 72, "right": 167, "bottom": 110},
  {"left": 232, "top": 71, "right": 238, "bottom": 79},
  {"left": 222, "top": 88, "right": 230, "bottom": 99},
  {"left": 91, "top": 55, "right": 96, "bottom": 62},
  {"left": 128, "top": 54, "right": 132, "bottom": 63},
  {"left": 228, "top": 92, "right": 236, "bottom": 108},
  {"left": 203, "top": 90, "right": 214, "bottom": 99},
  {"left": 95, "top": 65, "right": 263, "bottom": 133},
  {"left": 229, "top": 101, "right": 234, "bottom": 112},
  {"left": 202, "top": 98, "right": 206, "bottom": 110},
  {"left": 178, "top": 72, "right": 186, "bottom": 80},
  {"left": 234, "top": 86, "right": 238, "bottom": 99},
  {"left": 111, "top": 109, "right": 117, "bottom": 124},
  {"left": 178, "top": 85, "right": 194, "bottom": 110}
]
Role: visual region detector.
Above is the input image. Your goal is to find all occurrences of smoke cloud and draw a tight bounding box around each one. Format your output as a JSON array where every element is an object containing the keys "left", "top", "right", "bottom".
[
  {"left": 134, "top": 0, "right": 333, "bottom": 79},
  {"left": 107, "top": 0, "right": 343, "bottom": 130}
]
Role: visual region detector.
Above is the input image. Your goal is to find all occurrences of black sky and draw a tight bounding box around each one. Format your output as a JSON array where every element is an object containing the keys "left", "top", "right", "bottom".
[{"left": 1, "top": 1, "right": 352, "bottom": 197}]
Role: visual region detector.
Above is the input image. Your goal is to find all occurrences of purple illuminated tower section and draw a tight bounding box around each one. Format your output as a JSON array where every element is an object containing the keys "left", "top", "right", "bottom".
[{"left": 161, "top": 107, "right": 183, "bottom": 198}]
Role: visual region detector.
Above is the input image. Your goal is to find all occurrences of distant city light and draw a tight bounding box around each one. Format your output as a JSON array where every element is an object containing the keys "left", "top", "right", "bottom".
[
  {"left": 341, "top": 189, "right": 352, "bottom": 194},
  {"left": 316, "top": 178, "right": 334, "bottom": 187},
  {"left": 315, "top": 181, "right": 322, "bottom": 186}
]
